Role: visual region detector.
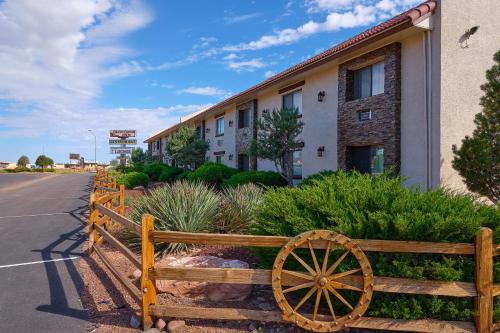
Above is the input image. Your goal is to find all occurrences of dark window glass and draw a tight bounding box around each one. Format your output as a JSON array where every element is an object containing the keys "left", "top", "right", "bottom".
[
  {"left": 238, "top": 109, "right": 250, "bottom": 128},
  {"left": 215, "top": 155, "right": 223, "bottom": 164},
  {"left": 346, "top": 146, "right": 384, "bottom": 175},
  {"left": 216, "top": 117, "right": 224, "bottom": 136},
  {"left": 352, "top": 61, "right": 385, "bottom": 100},
  {"left": 282, "top": 90, "right": 302, "bottom": 115},
  {"left": 238, "top": 154, "right": 249, "bottom": 171}
]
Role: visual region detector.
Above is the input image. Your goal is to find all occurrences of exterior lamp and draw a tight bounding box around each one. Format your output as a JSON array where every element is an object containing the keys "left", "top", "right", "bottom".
[
  {"left": 205, "top": 127, "right": 210, "bottom": 133},
  {"left": 228, "top": 120, "right": 234, "bottom": 127},
  {"left": 317, "top": 146, "right": 325, "bottom": 157},
  {"left": 228, "top": 154, "right": 234, "bottom": 161},
  {"left": 317, "top": 91, "right": 326, "bottom": 102}
]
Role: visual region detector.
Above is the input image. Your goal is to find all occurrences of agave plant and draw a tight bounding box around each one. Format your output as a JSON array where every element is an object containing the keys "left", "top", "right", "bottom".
[
  {"left": 129, "top": 180, "right": 221, "bottom": 254},
  {"left": 219, "top": 183, "right": 264, "bottom": 233}
]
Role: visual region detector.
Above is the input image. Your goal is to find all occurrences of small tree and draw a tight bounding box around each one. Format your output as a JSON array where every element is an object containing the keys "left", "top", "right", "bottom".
[
  {"left": 35, "top": 155, "right": 53, "bottom": 170},
  {"left": 131, "top": 147, "right": 146, "bottom": 164},
  {"left": 452, "top": 50, "right": 500, "bottom": 204},
  {"left": 249, "top": 107, "right": 304, "bottom": 187},
  {"left": 166, "top": 126, "right": 209, "bottom": 170},
  {"left": 17, "top": 155, "right": 30, "bottom": 167}
]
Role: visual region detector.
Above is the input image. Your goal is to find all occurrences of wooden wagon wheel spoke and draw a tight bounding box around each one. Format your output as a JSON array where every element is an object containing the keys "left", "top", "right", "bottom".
[
  {"left": 283, "top": 281, "right": 315, "bottom": 294},
  {"left": 313, "top": 289, "right": 322, "bottom": 320},
  {"left": 272, "top": 230, "right": 373, "bottom": 332},
  {"left": 308, "top": 241, "right": 321, "bottom": 273},
  {"left": 327, "top": 285, "right": 354, "bottom": 310},
  {"left": 330, "top": 268, "right": 361, "bottom": 280},
  {"left": 282, "top": 269, "right": 314, "bottom": 281},
  {"left": 322, "top": 288, "right": 336, "bottom": 320},
  {"left": 330, "top": 280, "right": 363, "bottom": 292},
  {"left": 293, "top": 286, "right": 318, "bottom": 311},
  {"left": 321, "top": 241, "right": 332, "bottom": 274},
  {"left": 325, "top": 249, "right": 350, "bottom": 276},
  {"left": 290, "top": 251, "right": 317, "bottom": 276}
]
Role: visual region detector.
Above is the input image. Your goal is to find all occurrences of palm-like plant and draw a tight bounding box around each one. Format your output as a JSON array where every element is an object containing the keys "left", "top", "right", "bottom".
[
  {"left": 130, "top": 180, "right": 221, "bottom": 254},
  {"left": 219, "top": 184, "right": 264, "bottom": 233}
]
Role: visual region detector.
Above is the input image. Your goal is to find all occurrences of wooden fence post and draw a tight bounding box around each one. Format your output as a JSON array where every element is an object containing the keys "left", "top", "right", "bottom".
[
  {"left": 88, "top": 192, "right": 99, "bottom": 253},
  {"left": 141, "top": 214, "right": 157, "bottom": 329},
  {"left": 474, "top": 227, "right": 493, "bottom": 333},
  {"left": 119, "top": 185, "right": 125, "bottom": 216},
  {"left": 112, "top": 177, "right": 117, "bottom": 189}
]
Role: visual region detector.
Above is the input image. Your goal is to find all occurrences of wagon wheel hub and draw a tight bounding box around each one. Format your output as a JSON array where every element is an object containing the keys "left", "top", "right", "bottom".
[{"left": 271, "top": 230, "right": 374, "bottom": 332}]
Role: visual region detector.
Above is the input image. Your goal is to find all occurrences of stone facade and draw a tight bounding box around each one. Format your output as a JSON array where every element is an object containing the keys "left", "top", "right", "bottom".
[
  {"left": 337, "top": 43, "right": 401, "bottom": 173},
  {"left": 235, "top": 99, "right": 258, "bottom": 170}
]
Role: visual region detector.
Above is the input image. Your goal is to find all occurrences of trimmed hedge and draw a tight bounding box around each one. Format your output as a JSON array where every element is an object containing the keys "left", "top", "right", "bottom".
[
  {"left": 119, "top": 172, "right": 149, "bottom": 189},
  {"left": 143, "top": 163, "right": 169, "bottom": 181},
  {"left": 223, "top": 170, "right": 287, "bottom": 188},
  {"left": 252, "top": 171, "right": 500, "bottom": 321},
  {"left": 187, "top": 162, "right": 240, "bottom": 188},
  {"left": 159, "top": 166, "right": 183, "bottom": 183}
]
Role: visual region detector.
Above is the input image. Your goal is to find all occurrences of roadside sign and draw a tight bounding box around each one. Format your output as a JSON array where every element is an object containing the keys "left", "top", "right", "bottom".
[
  {"left": 110, "top": 147, "right": 132, "bottom": 154},
  {"left": 109, "top": 138, "right": 137, "bottom": 145},
  {"left": 110, "top": 130, "right": 136, "bottom": 138},
  {"left": 69, "top": 153, "right": 80, "bottom": 160}
]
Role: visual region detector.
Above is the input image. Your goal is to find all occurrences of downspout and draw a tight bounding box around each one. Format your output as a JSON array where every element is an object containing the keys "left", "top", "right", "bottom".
[{"left": 423, "top": 30, "right": 433, "bottom": 190}]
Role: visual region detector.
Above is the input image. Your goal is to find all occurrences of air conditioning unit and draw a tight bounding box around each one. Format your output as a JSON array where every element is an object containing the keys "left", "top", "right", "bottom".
[{"left": 217, "top": 140, "right": 223, "bottom": 147}]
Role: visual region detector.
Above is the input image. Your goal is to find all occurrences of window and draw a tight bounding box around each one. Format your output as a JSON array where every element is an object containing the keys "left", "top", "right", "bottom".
[
  {"left": 352, "top": 61, "right": 384, "bottom": 100},
  {"left": 215, "top": 155, "right": 223, "bottom": 164},
  {"left": 238, "top": 109, "right": 250, "bottom": 128},
  {"left": 195, "top": 125, "right": 202, "bottom": 138},
  {"left": 346, "top": 146, "right": 384, "bottom": 175},
  {"left": 292, "top": 150, "right": 302, "bottom": 186},
  {"left": 283, "top": 90, "right": 302, "bottom": 115},
  {"left": 216, "top": 117, "right": 224, "bottom": 136},
  {"left": 238, "top": 154, "right": 249, "bottom": 171}
]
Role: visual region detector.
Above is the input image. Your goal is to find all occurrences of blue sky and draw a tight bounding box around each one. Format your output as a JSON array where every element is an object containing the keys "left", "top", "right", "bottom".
[{"left": 0, "top": 0, "right": 420, "bottom": 164}]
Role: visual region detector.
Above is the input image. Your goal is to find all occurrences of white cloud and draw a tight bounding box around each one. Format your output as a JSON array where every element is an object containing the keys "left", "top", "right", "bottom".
[
  {"left": 224, "top": 13, "right": 261, "bottom": 24},
  {"left": 226, "top": 58, "right": 267, "bottom": 72},
  {"left": 264, "top": 71, "right": 276, "bottom": 78},
  {"left": 180, "top": 86, "right": 229, "bottom": 97},
  {"left": 222, "top": 0, "right": 421, "bottom": 52}
]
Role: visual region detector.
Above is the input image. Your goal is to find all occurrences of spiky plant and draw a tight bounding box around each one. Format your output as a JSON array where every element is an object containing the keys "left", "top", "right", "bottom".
[
  {"left": 129, "top": 180, "right": 221, "bottom": 254},
  {"left": 219, "top": 183, "right": 264, "bottom": 233}
]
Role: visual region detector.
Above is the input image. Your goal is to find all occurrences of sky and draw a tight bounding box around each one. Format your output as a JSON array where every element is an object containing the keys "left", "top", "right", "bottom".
[{"left": 0, "top": 0, "right": 422, "bottom": 164}]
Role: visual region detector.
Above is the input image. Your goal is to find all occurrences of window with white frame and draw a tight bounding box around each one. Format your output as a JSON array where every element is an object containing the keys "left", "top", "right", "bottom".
[
  {"left": 216, "top": 117, "right": 224, "bottom": 136},
  {"left": 292, "top": 150, "right": 302, "bottom": 186},
  {"left": 283, "top": 90, "right": 302, "bottom": 115}
]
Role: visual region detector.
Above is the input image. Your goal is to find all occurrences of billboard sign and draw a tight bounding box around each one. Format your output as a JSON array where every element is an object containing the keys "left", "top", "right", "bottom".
[
  {"left": 109, "top": 138, "right": 137, "bottom": 145},
  {"left": 110, "top": 130, "right": 136, "bottom": 138},
  {"left": 69, "top": 153, "right": 80, "bottom": 160},
  {"left": 110, "top": 147, "right": 132, "bottom": 154}
]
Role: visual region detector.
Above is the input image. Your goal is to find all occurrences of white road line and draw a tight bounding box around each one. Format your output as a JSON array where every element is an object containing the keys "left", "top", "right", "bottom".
[
  {"left": 0, "top": 212, "right": 70, "bottom": 219},
  {"left": 0, "top": 256, "right": 79, "bottom": 269}
]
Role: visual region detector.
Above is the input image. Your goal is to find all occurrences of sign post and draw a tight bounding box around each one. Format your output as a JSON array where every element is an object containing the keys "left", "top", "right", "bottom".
[{"left": 109, "top": 130, "right": 137, "bottom": 167}]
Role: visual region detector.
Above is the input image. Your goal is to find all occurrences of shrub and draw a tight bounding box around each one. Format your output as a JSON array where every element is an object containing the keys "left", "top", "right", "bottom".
[
  {"left": 14, "top": 166, "right": 31, "bottom": 172},
  {"left": 218, "top": 184, "right": 264, "bottom": 233},
  {"left": 33, "top": 168, "right": 54, "bottom": 172},
  {"left": 187, "top": 162, "right": 240, "bottom": 188},
  {"left": 252, "top": 170, "right": 500, "bottom": 321},
  {"left": 143, "top": 162, "right": 169, "bottom": 181},
  {"left": 120, "top": 172, "right": 149, "bottom": 189},
  {"left": 158, "top": 166, "right": 183, "bottom": 183},
  {"left": 222, "top": 170, "right": 287, "bottom": 188},
  {"left": 176, "top": 170, "right": 192, "bottom": 181},
  {"left": 130, "top": 180, "right": 220, "bottom": 254}
]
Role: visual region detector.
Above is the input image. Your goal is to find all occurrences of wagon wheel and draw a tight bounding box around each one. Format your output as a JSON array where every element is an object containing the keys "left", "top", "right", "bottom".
[{"left": 272, "top": 230, "right": 373, "bottom": 332}]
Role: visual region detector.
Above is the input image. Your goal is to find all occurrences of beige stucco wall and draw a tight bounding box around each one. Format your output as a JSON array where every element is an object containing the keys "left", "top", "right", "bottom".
[
  {"left": 204, "top": 108, "right": 237, "bottom": 168},
  {"left": 435, "top": 0, "right": 500, "bottom": 191},
  {"left": 400, "top": 33, "right": 428, "bottom": 189}
]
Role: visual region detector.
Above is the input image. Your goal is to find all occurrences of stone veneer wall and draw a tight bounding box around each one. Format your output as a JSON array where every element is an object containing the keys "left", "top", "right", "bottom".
[
  {"left": 337, "top": 43, "right": 401, "bottom": 173},
  {"left": 235, "top": 99, "right": 258, "bottom": 170}
]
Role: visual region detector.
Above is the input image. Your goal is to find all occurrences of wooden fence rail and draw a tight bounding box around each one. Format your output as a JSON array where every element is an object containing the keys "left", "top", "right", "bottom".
[{"left": 88, "top": 169, "right": 498, "bottom": 333}]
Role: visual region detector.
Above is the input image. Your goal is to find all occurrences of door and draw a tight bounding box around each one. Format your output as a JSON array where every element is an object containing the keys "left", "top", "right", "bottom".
[{"left": 346, "top": 146, "right": 371, "bottom": 174}]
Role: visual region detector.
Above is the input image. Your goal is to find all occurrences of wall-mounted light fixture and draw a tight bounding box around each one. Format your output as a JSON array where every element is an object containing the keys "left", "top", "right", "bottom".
[
  {"left": 459, "top": 26, "right": 479, "bottom": 48},
  {"left": 228, "top": 120, "right": 233, "bottom": 127},
  {"left": 205, "top": 127, "right": 210, "bottom": 133},
  {"left": 318, "top": 91, "right": 326, "bottom": 102},
  {"left": 262, "top": 109, "right": 269, "bottom": 115},
  {"left": 228, "top": 154, "right": 234, "bottom": 161},
  {"left": 317, "top": 146, "right": 325, "bottom": 157}
]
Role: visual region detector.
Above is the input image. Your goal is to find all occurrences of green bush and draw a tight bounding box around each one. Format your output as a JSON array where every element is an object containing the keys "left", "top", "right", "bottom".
[
  {"left": 187, "top": 162, "right": 239, "bottom": 188},
  {"left": 33, "top": 168, "right": 54, "bottom": 172},
  {"left": 176, "top": 170, "right": 192, "bottom": 181},
  {"left": 14, "top": 166, "right": 31, "bottom": 172},
  {"left": 218, "top": 184, "right": 264, "bottom": 233},
  {"left": 252, "top": 170, "right": 500, "bottom": 321},
  {"left": 143, "top": 162, "right": 169, "bottom": 181},
  {"left": 130, "top": 180, "right": 220, "bottom": 254},
  {"left": 222, "top": 170, "right": 287, "bottom": 188},
  {"left": 120, "top": 172, "right": 149, "bottom": 189},
  {"left": 158, "top": 166, "right": 183, "bottom": 183}
]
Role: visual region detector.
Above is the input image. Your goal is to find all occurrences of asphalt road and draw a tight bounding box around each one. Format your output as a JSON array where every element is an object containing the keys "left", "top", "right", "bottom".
[{"left": 0, "top": 173, "right": 93, "bottom": 332}]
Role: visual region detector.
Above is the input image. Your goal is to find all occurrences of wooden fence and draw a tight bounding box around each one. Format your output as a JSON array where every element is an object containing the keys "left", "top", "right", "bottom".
[{"left": 88, "top": 169, "right": 499, "bottom": 333}]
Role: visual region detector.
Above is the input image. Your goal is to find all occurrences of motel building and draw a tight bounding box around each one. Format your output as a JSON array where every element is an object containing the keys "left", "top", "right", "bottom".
[{"left": 145, "top": 0, "right": 499, "bottom": 191}]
